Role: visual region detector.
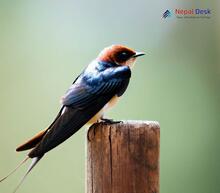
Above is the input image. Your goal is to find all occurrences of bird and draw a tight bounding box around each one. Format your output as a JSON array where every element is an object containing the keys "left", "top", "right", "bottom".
[{"left": 0, "top": 44, "right": 145, "bottom": 192}]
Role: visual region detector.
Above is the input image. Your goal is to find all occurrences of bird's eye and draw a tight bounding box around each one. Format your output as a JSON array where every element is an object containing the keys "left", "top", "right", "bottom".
[{"left": 117, "top": 52, "right": 129, "bottom": 61}]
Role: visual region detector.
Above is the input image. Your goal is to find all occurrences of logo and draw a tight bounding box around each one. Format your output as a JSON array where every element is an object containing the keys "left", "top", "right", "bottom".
[
  {"left": 162, "top": 10, "right": 172, "bottom": 18},
  {"left": 162, "top": 8, "right": 211, "bottom": 19}
]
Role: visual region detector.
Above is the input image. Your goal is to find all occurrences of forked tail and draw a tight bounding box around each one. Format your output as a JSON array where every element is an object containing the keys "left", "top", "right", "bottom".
[
  {"left": 0, "top": 157, "right": 29, "bottom": 182},
  {"left": 0, "top": 156, "right": 43, "bottom": 193}
]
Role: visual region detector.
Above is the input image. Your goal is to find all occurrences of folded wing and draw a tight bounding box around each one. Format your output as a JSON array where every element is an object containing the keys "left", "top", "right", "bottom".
[{"left": 27, "top": 66, "right": 131, "bottom": 158}]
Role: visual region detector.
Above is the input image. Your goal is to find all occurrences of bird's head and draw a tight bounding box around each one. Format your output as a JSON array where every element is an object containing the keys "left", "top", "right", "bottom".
[{"left": 97, "top": 45, "right": 145, "bottom": 68}]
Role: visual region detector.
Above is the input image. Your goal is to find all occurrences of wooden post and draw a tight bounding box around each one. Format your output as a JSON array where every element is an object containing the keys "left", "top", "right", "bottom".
[{"left": 87, "top": 121, "right": 160, "bottom": 193}]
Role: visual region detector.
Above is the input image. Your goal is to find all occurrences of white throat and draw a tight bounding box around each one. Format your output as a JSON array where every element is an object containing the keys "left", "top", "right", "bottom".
[{"left": 124, "top": 58, "right": 136, "bottom": 69}]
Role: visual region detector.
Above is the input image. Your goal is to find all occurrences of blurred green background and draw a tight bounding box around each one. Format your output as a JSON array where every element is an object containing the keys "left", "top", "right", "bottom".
[{"left": 0, "top": 0, "right": 219, "bottom": 193}]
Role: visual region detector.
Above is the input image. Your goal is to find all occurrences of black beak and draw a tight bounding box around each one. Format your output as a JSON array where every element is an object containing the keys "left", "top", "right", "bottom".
[{"left": 132, "top": 52, "right": 145, "bottom": 58}]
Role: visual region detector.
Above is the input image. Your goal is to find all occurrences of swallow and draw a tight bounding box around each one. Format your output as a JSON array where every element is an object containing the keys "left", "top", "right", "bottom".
[{"left": 0, "top": 44, "right": 145, "bottom": 192}]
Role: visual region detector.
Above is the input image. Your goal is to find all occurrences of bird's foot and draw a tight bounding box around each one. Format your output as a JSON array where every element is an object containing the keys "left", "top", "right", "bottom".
[
  {"left": 100, "top": 118, "right": 122, "bottom": 124},
  {"left": 87, "top": 118, "right": 122, "bottom": 141}
]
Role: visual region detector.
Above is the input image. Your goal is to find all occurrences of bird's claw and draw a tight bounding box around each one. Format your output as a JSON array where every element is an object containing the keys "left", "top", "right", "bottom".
[
  {"left": 87, "top": 119, "right": 122, "bottom": 141},
  {"left": 100, "top": 118, "right": 122, "bottom": 124}
]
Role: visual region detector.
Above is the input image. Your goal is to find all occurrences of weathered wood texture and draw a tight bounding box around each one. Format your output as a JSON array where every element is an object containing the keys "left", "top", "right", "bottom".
[{"left": 87, "top": 121, "right": 160, "bottom": 193}]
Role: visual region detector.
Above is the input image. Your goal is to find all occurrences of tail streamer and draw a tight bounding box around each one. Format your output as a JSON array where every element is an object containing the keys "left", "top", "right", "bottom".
[
  {"left": 12, "top": 156, "right": 42, "bottom": 193},
  {"left": 0, "top": 157, "right": 29, "bottom": 182}
]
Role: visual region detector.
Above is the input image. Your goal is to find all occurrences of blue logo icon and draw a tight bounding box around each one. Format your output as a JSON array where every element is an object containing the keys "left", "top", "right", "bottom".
[{"left": 162, "top": 10, "right": 172, "bottom": 18}]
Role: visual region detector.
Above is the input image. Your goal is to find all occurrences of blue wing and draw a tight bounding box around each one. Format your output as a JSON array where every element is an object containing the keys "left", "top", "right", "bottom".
[{"left": 61, "top": 65, "right": 131, "bottom": 108}]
